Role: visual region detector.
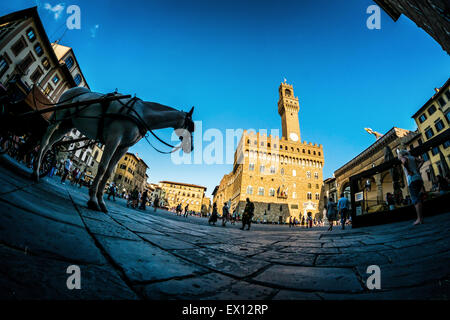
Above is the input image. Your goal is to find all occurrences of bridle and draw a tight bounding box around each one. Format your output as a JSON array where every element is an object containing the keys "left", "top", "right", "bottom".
[{"left": 118, "top": 97, "right": 194, "bottom": 154}]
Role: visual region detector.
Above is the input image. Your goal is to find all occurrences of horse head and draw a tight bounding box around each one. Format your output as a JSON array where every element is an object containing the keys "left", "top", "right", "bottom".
[{"left": 175, "top": 106, "right": 195, "bottom": 153}]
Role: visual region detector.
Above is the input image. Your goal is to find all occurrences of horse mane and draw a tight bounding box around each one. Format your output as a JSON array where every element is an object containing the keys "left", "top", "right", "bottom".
[{"left": 142, "top": 101, "right": 181, "bottom": 113}]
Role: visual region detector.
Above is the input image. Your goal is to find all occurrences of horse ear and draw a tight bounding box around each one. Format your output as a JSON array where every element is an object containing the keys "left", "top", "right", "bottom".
[{"left": 187, "top": 106, "right": 194, "bottom": 117}]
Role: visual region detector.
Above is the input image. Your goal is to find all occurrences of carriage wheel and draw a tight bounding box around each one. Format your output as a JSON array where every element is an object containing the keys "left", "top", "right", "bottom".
[{"left": 39, "top": 147, "right": 57, "bottom": 178}]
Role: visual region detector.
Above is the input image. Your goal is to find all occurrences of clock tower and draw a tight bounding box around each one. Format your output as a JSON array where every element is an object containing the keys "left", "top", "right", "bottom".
[{"left": 278, "top": 80, "right": 301, "bottom": 142}]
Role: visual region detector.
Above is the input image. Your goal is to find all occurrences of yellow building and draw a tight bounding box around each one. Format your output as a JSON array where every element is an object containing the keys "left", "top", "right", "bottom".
[
  {"left": 412, "top": 78, "right": 450, "bottom": 178},
  {"left": 214, "top": 81, "right": 324, "bottom": 222},
  {"left": 112, "top": 152, "right": 149, "bottom": 193},
  {"left": 159, "top": 181, "right": 207, "bottom": 213}
]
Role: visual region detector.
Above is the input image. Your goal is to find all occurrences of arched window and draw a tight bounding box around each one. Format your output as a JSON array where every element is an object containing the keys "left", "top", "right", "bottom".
[
  {"left": 260, "top": 165, "right": 264, "bottom": 173},
  {"left": 270, "top": 166, "right": 276, "bottom": 174},
  {"left": 258, "top": 187, "right": 264, "bottom": 196},
  {"left": 281, "top": 168, "right": 284, "bottom": 175},
  {"left": 307, "top": 192, "right": 312, "bottom": 200},
  {"left": 315, "top": 193, "right": 320, "bottom": 200},
  {"left": 306, "top": 171, "right": 311, "bottom": 179},
  {"left": 284, "top": 89, "right": 291, "bottom": 96}
]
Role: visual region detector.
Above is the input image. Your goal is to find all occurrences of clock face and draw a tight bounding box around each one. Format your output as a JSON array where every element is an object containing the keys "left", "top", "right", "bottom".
[{"left": 289, "top": 132, "right": 299, "bottom": 142}]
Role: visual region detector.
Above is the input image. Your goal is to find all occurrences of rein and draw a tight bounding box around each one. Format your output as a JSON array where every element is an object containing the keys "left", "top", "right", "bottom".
[{"left": 115, "top": 97, "right": 185, "bottom": 154}]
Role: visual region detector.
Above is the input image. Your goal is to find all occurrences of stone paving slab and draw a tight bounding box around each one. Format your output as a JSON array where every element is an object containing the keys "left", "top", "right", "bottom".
[
  {"left": 0, "top": 244, "right": 137, "bottom": 300},
  {"left": 0, "top": 200, "right": 107, "bottom": 265},
  {"left": 96, "top": 237, "right": 206, "bottom": 283},
  {"left": 171, "top": 248, "right": 270, "bottom": 278},
  {"left": 253, "top": 265, "right": 364, "bottom": 293},
  {"left": 136, "top": 233, "right": 197, "bottom": 250}
]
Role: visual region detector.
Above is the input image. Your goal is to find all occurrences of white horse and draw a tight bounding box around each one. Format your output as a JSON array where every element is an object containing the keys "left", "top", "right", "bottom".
[{"left": 32, "top": 87, "right": 194, "bottom": 212}]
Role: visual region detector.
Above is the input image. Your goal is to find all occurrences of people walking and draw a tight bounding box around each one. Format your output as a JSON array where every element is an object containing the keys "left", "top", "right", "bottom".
[
  {"left": 131, "top": 186, "right": 139, "bottom": 209},
  {"left": 337, "top": 193, "right": 350, "bottom": 230},
  {"left": 78, "top": 169, "right": 87, "bottom": 188},
  {"left": 222, "top": 202, "right": 230, "bottom": 227},
  {"left": 176, "top": 203, "right": 182, "bottom": 216},
  {"left": 398, "top": 149, "right": 425, "bottom": 225},
  {"left": 60, "top": 157, "right": 72, "bottom": 184},
  {"left": 107, "top": 183, "right": 117, "bottom": 201},
  {"left": 140, "top": 189, "right": 148, "bottom": 210},
  {"left": 326, "top": 197, "right": 337, "bottom": 231},
  {"left": 240, "top": 197, "right": 254, "bottom": 231},
  {"left": 153, "top": 195, "right": 159, "bottom": 212},
  {"left": 209, "top": 203, "right": 218, "bottom": 225},
  {"left": 184, "top": 204, "right": 189, "bottom": 217}
]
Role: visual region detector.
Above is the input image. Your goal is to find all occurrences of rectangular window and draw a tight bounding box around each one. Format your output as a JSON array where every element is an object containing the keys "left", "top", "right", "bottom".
[
  {"left": 445, "top": 90, "right": 450, "bottom": 101},
  {"left": 260, "top": 165, "right": 264, "bottom": 173},
  {"left": 435, "top": 119, "right": 445, "bottom": 132},
  {"left": 418, "top": 114, "right": 427, "bottom": 123},
  {"left": 431, "top": 146, "right": 439, "bottom": 156},
  {"left": 11, "top": 37, "right": 26, "bottom": 56},
  {"left": 52, "top": 74, "right": 60, "bottom": 84},
  {"left": 249, "top": 163, "right": 254, "bottom": 171},
  {"left": 425, "top": 127, "right": 434, "bottom": 139},
  {"left": 270, "top": 166, "right": 276, "bottom": 174},
  {"left": 444, "top": 140, "right": 450, "bottom": 149},
  {"left": 446, "top": 112, "right": 450, "bottom": 124},
  {"left": 428, "top": 105, "right": 437, "bottom": 116},
  {"left": 0, "top": 56, "right": 8, "bottom": 78},
  {"left": 43, "top": 83, "right": 52, "bottom": 96},
  {"left": 30, "top": 66, "right": 43, "bottom": 83},
  {"left": 437, "top": 97, "right": 446, "bottom": 108},
  {"left": 18, "top": 52, "right": 35, "bottom": 74}
]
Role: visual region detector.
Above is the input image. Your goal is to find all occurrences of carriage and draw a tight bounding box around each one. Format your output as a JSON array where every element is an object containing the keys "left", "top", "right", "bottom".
[{"left": 0, "top": 84, "right": 130, "bottom": 178}]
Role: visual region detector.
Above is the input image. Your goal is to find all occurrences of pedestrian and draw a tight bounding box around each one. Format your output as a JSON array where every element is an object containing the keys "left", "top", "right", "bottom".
[
  {"left": 131, "top": 186, "right": 139, "bottom": 209},
  {"left": 78, "top": 169, "right": 87, "bottom": 188},
  {"left": 107, "top": 183, "right": 116, "bottom": 201},
  {"left": 337, "top": 193, "right": 350, "bottom": 230},
  {"left": 153, "top": 194, "right": 159, "bottom": 212},
  {"left": 60, "top": 157, "right": 72, "bottom": 184},
  {"left": 231, "top": 208, "right": 237, "bottom": 225},
  {"left": 398, "top": 149, "right": 425, "bottom": 225},
  {"left": 437, "top": 175, "right": 449, "bottom": 194},
  {"left": 184, "top": 204, "right": 189, "bottom": 217},
  {"left": 386, "top": 192, "right": 395, "bottom": 210},
  {"left": 308, "top": 214, "right": 313, "bottom": 228},
  {"left": 222, "top": 202, "right": 230, "bottom": 227},
  {"left": 176, "top": 203, "right": 181, "bottom": 216},
  {"left": 209, "top": 203, "right": 218, "bottom": 225},
  {"left": 289, "top": 216, "right": 292, "bottom": 228},
  {"left": 240, "top": 197, "right": 254, "bottom": 231},
  {"left": 140, "top": 189, "right": 149, "bottom": 210},
  {"left": 326, "top": 197, "right": 337, "bottom": 231}
]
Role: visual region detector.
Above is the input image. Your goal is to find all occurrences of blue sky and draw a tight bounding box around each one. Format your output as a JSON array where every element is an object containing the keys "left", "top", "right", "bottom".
[{"left": 2, "top": 0, "right": 449, "bottom": 197}]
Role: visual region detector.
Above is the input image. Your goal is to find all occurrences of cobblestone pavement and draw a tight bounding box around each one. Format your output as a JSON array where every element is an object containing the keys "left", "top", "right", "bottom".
[{"left": 0, "top": 159, "right": 449, "bottom": 300}]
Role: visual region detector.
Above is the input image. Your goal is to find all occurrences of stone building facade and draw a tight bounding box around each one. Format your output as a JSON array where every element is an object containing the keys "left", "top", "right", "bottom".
[
  {"left": 214, "top": 82, "right": 324, "bottom": 222},
  {"left": 112, "top": 152, "right": 149, "bottom": 194},
  {"left": 374, "top": 0, "right": 450, "bottom": 55},
  {"left": 159, "top": 181, "right": 207, "bottom": 213},
  {"left": 0, "top": 7, "right": 76, "bottom": 115},
  {"left": 411, "top": 78, "right": 450, "bottom": 179}
]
